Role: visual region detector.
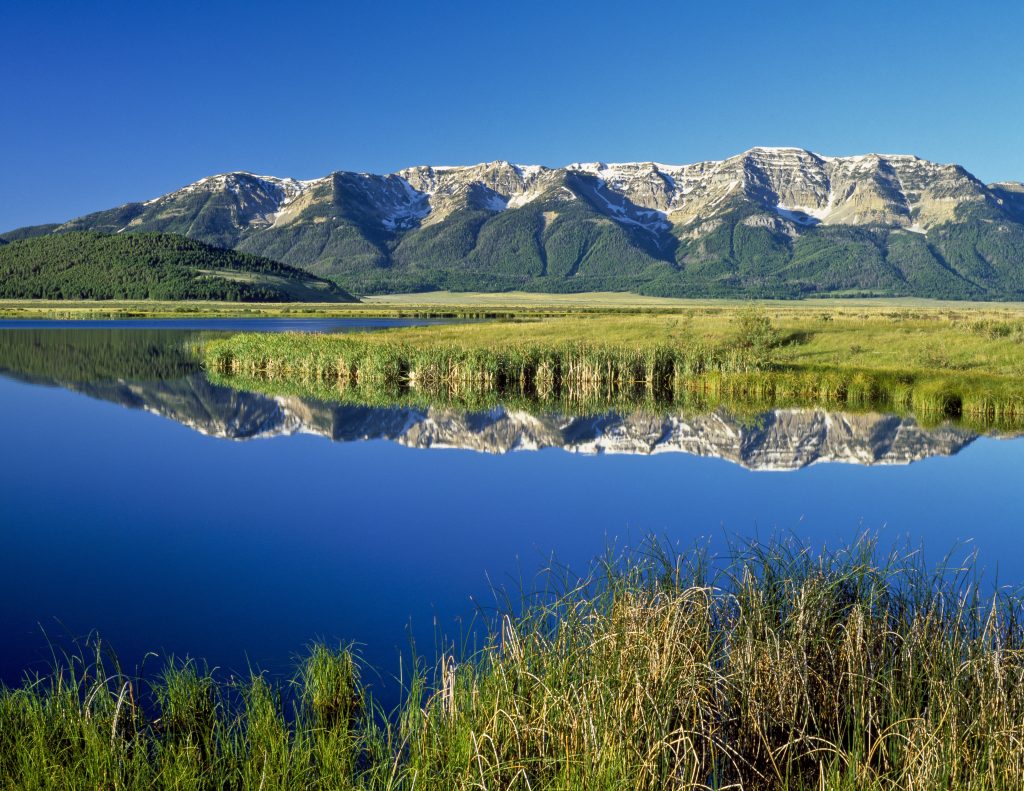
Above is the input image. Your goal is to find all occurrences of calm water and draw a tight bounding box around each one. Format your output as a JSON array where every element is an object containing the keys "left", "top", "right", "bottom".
[{"left": 2, "top": 320, "right": 1023, "bottom": 702}]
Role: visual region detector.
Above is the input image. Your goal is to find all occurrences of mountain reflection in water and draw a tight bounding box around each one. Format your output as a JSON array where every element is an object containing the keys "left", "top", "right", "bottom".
[
  {"left": 0, "top": 327, "right": 977, "bottom": 471},
  {"left": 5, "top": 322, "right": 1024, "bottom": 701}
]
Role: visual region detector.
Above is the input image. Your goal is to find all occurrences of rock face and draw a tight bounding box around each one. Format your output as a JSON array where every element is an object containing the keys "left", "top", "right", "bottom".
[
  {"left": 12, "top": 147, "right": 1024, "bottom": 299},
  {"left": 56, "top": 374, "right": 978, "bottom": 471},
  {"left": 51, "top": 149, "right": 999, "bottom": 237},
  {"left": 562, "top": 149, "right": 989, "bottom": 231}
]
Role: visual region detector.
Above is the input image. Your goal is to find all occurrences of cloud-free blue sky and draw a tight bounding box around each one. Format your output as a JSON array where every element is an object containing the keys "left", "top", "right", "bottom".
[{"left": 2, "top": 0, "right": 1021, "bottom": 230}]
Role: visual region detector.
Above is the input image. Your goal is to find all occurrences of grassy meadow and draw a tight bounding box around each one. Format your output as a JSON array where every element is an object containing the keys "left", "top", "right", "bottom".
[
  {"left": 4, "top": 538, "right": 1024, "bottom": 790},
  {"left": 0, "top": 291, "right": 727, "bottom": 320},
  {"left": 9, "top": 291, "right": 1024, "bottom": 318},
  {"left": 203, "top": 302, "right": 1024, "bottom": 430}
]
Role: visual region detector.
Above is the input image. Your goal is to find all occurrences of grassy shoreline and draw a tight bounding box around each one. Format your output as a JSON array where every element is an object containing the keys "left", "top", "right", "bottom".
[
  {"left": 7, "top": 293, "right": 1024, "bottom": 320},
  {"left": 3, "top": 539, "right": 1023, "bottom": 789},
  {"left": 0, "top": 299, "right": 520, "bottom": 321},
  {"left": 203, "top": 308, "right": 1024, "bottom": 430}
]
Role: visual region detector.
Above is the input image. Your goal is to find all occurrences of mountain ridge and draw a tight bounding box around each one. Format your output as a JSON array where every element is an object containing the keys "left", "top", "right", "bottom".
[{"left": 8, "top": 147, "right": 1024, "bottom": 299}]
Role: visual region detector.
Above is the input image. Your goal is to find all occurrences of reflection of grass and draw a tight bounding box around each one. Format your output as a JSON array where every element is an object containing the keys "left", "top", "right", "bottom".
[
  {"left": 5, "top": 537, "right": 1024, "bottom": 789},
  {"left": 0, "top": 329, "right": 200, "bottom": 383},
  {"left": 204, "top": 308, "right": 1024, "bottom": 431}
]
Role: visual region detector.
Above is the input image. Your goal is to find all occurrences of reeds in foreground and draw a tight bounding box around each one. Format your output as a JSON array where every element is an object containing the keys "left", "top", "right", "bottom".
[{"left": 3, "top": 538, "right": 1024, "bottom": 789}]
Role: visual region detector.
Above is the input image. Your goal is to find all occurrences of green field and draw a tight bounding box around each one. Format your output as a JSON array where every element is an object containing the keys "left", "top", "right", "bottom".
[
  {"left": 362, "top": 290, "right": 1024, "bottom": 311},
  {"left": 9, "top": 291, "right": 1024, "bottom": 319},
  {"left": 13, "top": 294, "right": 1018, "bottom": 422}
]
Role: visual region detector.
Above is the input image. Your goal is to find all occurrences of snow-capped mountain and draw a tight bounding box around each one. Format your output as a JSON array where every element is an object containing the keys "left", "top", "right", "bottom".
[
  {"left": 72, "top": 148, "right": 1007, "bottom": 233},
  {"left": 11, "top": 148, "right": 1024, "bottom": 299},
  {"left": 84, "top": 148, "right": 1000, "bottom": 237}
]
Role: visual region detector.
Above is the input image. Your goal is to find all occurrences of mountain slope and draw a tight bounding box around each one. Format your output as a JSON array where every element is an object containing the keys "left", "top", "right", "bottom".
[
  {"left": 8, "top": 149, "right": 1024, "bottom": 299},
  {"left": 0, "top": 223, "right": 62, "bottom": 243},
  {"left": 0, "top": 232, "right": 357, "bottom": 301}
]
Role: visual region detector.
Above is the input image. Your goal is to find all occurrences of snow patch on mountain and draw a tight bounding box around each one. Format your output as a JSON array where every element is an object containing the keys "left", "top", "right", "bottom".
[{"left": 775, "top": 204, "right": 828, "bottom": 226}]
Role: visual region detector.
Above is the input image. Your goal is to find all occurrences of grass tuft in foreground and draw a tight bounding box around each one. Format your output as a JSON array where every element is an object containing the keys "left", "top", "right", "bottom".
[{"left": 3, "top": 538, "right": 1024, "bottom": 789}]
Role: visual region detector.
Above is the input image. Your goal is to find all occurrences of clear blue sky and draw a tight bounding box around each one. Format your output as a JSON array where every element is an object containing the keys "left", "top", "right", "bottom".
[{"left": 2, "top": 0, "right": 1022, "bottom": 230}]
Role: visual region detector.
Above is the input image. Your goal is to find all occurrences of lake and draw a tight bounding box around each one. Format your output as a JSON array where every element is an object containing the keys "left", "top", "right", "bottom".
[{"left": 2, "top": 319, "right": 1023, "bottom": 706}]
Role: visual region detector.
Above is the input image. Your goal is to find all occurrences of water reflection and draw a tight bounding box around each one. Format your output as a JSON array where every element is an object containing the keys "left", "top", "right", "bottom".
[
  {"left": 3, "top": 322, "right": 1023, "bottom": 698},
  {"left": 0, "top": 327, "right": 979, "bottom": 470}
]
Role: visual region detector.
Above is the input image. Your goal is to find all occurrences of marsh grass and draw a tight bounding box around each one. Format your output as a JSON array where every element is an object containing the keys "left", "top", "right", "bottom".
[
  {"left": 204, "top": 327, "right": 1024, "bottom": 432},
  {"left": 4, "top": 539, "right": 1024, "bottom": 789},
  {"left": 0, "top": 642, "right": 389, "bottom": 790}
]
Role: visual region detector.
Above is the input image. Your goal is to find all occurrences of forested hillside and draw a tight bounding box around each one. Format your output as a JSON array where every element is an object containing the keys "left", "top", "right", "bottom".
[{"left": 0, "top": 232, "right": 356, "bottom": 301}]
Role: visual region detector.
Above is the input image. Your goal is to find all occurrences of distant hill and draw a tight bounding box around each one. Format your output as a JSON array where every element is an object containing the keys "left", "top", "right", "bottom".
[
  {"left": 0, "top": 224, "right": 60, "bottom": 243},
  {"left": 0, "top": 231, "right": 357, "bottom": 302},
  {"left": 6, "top": 148, "right": 1024, "bottom": 299}
]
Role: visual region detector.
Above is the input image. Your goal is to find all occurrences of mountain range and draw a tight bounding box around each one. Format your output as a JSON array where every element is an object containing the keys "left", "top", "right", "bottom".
[{"left": 6, "top": 147, "right": 1024, "bottom": 299}]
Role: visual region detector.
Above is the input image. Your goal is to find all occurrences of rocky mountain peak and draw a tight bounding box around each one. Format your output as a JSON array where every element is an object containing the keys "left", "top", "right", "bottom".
[
  {"left": 23, "top": 146, "right": 1024, "bottom": 300},
  {"left": 83, "top": 148, "right": 1004, "bottom": 239}
]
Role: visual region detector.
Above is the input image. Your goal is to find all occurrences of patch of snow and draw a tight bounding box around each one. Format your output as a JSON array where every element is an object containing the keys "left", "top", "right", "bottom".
[
  {"left": 652, "top": 162, "right": 698, "bottom": 172},
  {"left": 482, "top": 192, "right": 508, "bottom": 211},
  {"left": 585, "top": 183, "right": 669, "bottom": 231},
  {"left": 379, "top": 180, "right": 431, "bottom": 231},
  {"left": 746, "top": 146, "right": 811, "bottom": 155},
  {"left": 707, "top": 180, "right": 740, "bottom": 210},
  {"left": 775, "top": 202, "right": 830, "bottom": 225},
  {"left": 513, "top": 164, "right": 544, "bottom": 181},
  {"left": 127, "top": 150, "right": 977, "bottom": 233}
]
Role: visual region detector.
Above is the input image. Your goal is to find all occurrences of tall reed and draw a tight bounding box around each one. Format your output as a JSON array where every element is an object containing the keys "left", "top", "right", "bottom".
[
  {"left": 3, "top": 538, "right": 1024, "bottom": 789},
  {"left": 205, "top": 333, "right": 1024, "bottom": 432}
]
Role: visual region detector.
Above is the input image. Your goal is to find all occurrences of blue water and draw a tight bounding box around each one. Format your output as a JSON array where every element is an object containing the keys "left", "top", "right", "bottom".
[{"left": 1, "top": 320, "right": 1023, "bottom": 705}]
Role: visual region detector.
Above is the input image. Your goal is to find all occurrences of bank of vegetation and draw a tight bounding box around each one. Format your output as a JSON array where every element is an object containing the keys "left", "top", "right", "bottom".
[
  {"left": 2, "top": 539, "right": 1023, "bottom": 789},
  {"left": 204, "top": 307, "right": 1024, "bottom": 430}
]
